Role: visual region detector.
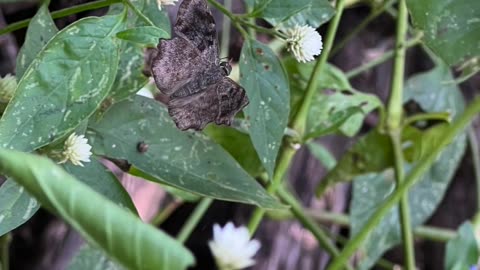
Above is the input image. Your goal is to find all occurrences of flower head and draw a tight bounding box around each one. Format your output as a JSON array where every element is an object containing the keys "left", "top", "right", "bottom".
[
  {"left": 59, "top": 133, "right": 92, "bottom": 167},
  {"left": 156, "top": 0, "right": 178, "bottom": 10},
  {"left": 209, "top": 222, "right": 261, "bottom": 270},
  {"left": 285, "top": 25, "right": 323, "bottom": 63}
]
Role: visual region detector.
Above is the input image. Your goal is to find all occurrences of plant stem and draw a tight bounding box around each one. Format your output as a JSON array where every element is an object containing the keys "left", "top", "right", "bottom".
[
  {"left": 468, "top": 127, "right": 480, "bottom": 210},
  {"left": 330, "top": 0, "right": 397, "bottom": 57},
  {"left": 385, "top": 0, "right": 415, "bottom": 268},
  {"left": 345, "top": 33, "right": 422, "bottom": 79},
  {"left": 220, "top": 0, "right": 232, "bottom": 59},
  {"left": 0, "top": 0, "right": 123, "bottom": 36},
  {"left": 0, "top": 234, "right": 11, "bottom": 270},
  {"left": 327, "top": 96, "right": 480, "bottom": 270},
  {"left": 237, "top": 19, "right": 287, "bottom": 39},
  {"left": 291, "top": 0, "right": 346, "bottom": 136},
  {"left": 248, "top": 146, "right": 296, "bottom": 233},
  {"left": 176, "top": 198, "right": 213, "bottom": 244},
  {"left": 151, "top": 200, "right": 183, "bottom": 227},
  {"left": 402, "top": 112, "right": 452, "bottom": 127},
  {"left": 277, "top": 187, "right": 354, "bottom": 270},
  {"left": 206, "top": 0, "right": 249, "bottom": 39}
]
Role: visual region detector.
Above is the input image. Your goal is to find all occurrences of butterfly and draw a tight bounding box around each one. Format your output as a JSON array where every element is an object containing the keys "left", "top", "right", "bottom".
[{"left": 151, "top": 0, "right": 249, "bottom": 131}]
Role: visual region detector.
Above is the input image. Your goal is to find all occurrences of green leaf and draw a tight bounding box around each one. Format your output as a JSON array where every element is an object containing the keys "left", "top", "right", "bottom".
[
  {"left": 116, "top": 26, "right": 169, "bottom": 47},
  {"left": 0, "top": 148, "right": 195, "bottom": 270},
  {"left": 68, "top": 245, "right": 124, "bottom": 270},
  {"left": 445, "top": 222, "right": 480, "bottom": 270},
  {"left": 350, "top": 65, "right": 467, "bottom": 270},
  {"left": 87, "top": 96, "right": 283, "bottom": 209},
  {"left": 239, "top": 39, "right": 290, "bottom": 177},
  {"left": 306, "top": 142, "right": 336, "bottom": 170},
  {"left": 204, "top": 125, "right": 263, "bottom": 177},
  {"left": 246, "top": 0, "right": 310, "bottom": 21},
  {"left": 0, "top": 14, "right": 124, "bottom": 152},
  {"left": 0, "top": 180, "right": 39, "bottom": 236},
  {"left": 16, "top": 4, "right": 58, "bottom": 79},
  {"left": 406, "top": 0, "right": 480, "bottom": 65},
  {"left": 266, "top": 0, "right": 335, "bottom": 28},
  {"left": 63, "top": 157, "right": 138, "bottom": 214}
]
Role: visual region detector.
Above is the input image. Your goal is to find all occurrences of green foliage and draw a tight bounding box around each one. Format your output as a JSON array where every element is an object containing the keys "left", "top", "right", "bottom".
[
  {"left": 240, "top": 39, "right": 290, "bottom": 178},
  {"left": 67, "top": 245, "right": 124, "bottom": 270},
  {"left": 406, "top": 0, "right": 480, "bottom": 65},
  {"left": 0, "top": 148, "right": 195, "bottom": 270},
  {"left": 88, "top": 96, "right": 283, "bottom": 209},
  {"left": 349, "top": 65, "right": 467, "bottom": 269},
  {"left": 116, "top": 26, "right": 169, "bottom": 47},
  {"left": 445, "top": 222, "right": 480, "bottom": 270}
]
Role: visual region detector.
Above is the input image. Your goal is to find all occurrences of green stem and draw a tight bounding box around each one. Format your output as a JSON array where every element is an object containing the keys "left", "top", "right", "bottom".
[
  {"left": 0, "top": 234, "right": 11, "bottom": 270},
  {"left": 151, "top": 200, "right": 183, "bottom": 227},
  {"left": 0, "top": 0, "right": 123, "bottom": 36},
  {"left": 330, "top": 0, "right": 397, "bottom": 57},
  {"left": 248, "top": 146, "right": 296, "bottom": 233},
  {"left": 327, "top": 96, "right": 480, "bottom": 270},
  {"left": 206, "top": 0, "right": 249, "bottom": 39},
  {"left": 403, "top": 112, "right": 452, "bottom": 127},
  {"left": 237, "top": 19, "right": 287, "bottom": 39},
  {"left": 385, "top": 0, "right": 415, "bottom": 268},
  {"left": 176, "top": 198, "right": 213, "bottom": 244},
  {"left": 345, "top": 33, "right": 422, "bottom": 79},
  {"left": 123, "top": 0, "right": 155, "bottom": 27},
  {"left": 468, "top": 127, "right": 480, "bottom": 210},
  {"left": 291, "top": 0, "right": 346, "bottom": 135},
  {"left": 220, "top": 0, "right": 232, "bottom": 59},
  {"left": 391, "top": 132, "right": 416, "bottom": 269},
  {"left": 277, "top": 188, "right": 354, "bottom": 270}
]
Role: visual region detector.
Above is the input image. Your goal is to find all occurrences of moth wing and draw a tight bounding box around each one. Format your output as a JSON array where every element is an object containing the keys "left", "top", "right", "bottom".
[
  {"left": 151, "top": 37, "right": 208, "bottom": 96},
  {"left": 174, "top": 0, "right": 219, "bottom": 62},
  {"left": 168, "top": 77, "right": 249, "bottom": 131}
]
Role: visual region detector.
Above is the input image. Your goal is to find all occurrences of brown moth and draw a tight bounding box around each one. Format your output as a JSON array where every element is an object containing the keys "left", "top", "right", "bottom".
[{"left": 151, "top": 0, "right": 249, "bottom": 131}]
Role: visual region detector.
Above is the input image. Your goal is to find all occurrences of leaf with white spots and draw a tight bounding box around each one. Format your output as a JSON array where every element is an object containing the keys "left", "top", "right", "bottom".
[
  {"left": 265, "top": 0, "right": 335, "bottom": 28},
  {"left": 0, "top": 179, "right": 39, "bottom": 236},
  {"left": 349, "top": 65, "right": 467, "bottom": 270},
  {"left": 15, "top": 4, "right": 58, "bottom": 79},
  {"left": 240, "top": 39, "right": 290, "bottom": 178},
  {"left": 406, "top": 0, "right": 480, "bottom": 65},
  {"left": 0, "top": 148, "right": 194, "bottom": 270},
  {"left": 0, "top": 14, "right": 124, "bottom": 152},
  {"left": 87, "top": 96, "right": 283, "bottom": 209}
]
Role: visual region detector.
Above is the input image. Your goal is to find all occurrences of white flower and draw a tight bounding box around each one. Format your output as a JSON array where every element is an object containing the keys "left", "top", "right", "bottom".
[
  {"left": 58, "top": 133, "right": 92, "bottom": 167},
  {"left": 136, "top": 87, "right": 154, "bottom": 99},
  {"left": 209, "top": 222, "right": 261, "bottom": 270},
  {"left": 285, "top": 25, "right": 323, "bottom": 63},
  {"left": 156, "top": 0, "right": 178, "bottom": 10}
]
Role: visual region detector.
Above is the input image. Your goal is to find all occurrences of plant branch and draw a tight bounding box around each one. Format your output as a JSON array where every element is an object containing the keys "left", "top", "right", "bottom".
[
  {"left": 0, "top": 233, "right": 11, "bottom": 270},
  {"left": 403, "top": 112, "right": 452, "bottom": 127},
  {"left": 327, "top": 96, "right": 480, "bottom": 270},
  {"left": 220, "top": 0, "right": 232, "bottom": 58},
  {"left": 330, "top": 0, "right": 397, "bottom": 57},
  {"left": 206, "top": 0, "right": 249, "bottom": 39},
  {"left": 176, "top": 198, "right": 213, "bottom": 244},
  {"left": 151, "top": 200, "right": 183, "bottom": 227},
  {"left": 468, "top": 127, "right": 480, "bottom": 210},
  {"left": 345, "top": 33, "right": 422, "bottom": 79},
  {"left": 0, "top": 0, "right": 123, "bottom": 36}
]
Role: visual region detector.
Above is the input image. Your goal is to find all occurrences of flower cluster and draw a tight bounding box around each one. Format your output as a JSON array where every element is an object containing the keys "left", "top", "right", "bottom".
[
  {"left": 209, "top": 222, "right": 261, "bottom": 270},
  {"left": 58, "top": 133, "right": 92, "bottom": 167},
  {"left": 285, "top": 25, "right": 323, "bottom": 63}
]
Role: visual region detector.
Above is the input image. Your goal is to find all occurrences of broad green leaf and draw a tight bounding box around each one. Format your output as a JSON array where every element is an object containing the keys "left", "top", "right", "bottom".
[
  {"left": 0, "top": 179, "right": 39, "bottom": 236},
  {"left": 406, "top": 0, "right": 480, "bottom": 65},
  {"left": 87, "top": 96, "right": 283, "bottom": 209},
  {"left": 266, "top": 0, "right": 335, "bottom": 28},
  {"left": 350, "top": 65, "right": 467, "bottom": 270},
  {"left": 16, "top": 4, "right": 58, "bottom": 79},
  {"left": 116, "top": 26, "right": 169, "bottom": 47},
  {"left": 240, "top": 39, "right": 290, "bottom": 177},
  {"left": 68, "top": 245, "right": 124, "bottom": 270},
  {"left": 0, "top": 14, "right": 124, "bottom": 152},
  {"left": 205, "top": 125, "right": 263, "bottom": 177},
  {"left": 0, "top": 148, "right": 195, "bottom": 270},
  {"left": 445, "top": 222, "right": 480, "bottom": 270},
  {"left": 63, "top": 157, "right": 138, "bottom": 214}
]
